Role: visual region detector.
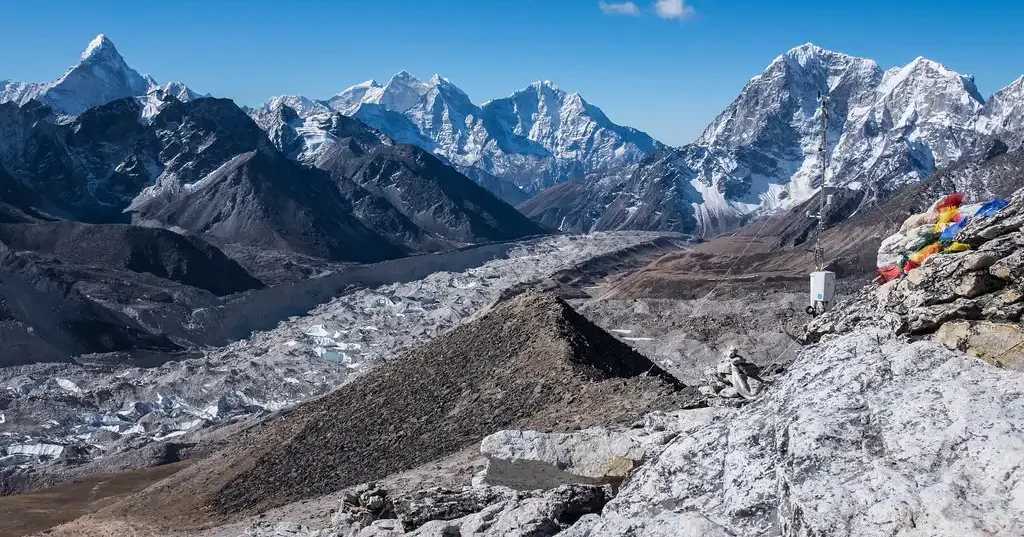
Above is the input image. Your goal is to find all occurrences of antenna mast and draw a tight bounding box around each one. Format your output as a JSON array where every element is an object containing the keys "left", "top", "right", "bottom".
[
  {"left": 813, "top": 91, "right": 830, "bottom": 271},
  {"left": 805, "top": 91, "right": 836, "bottom": 317}
]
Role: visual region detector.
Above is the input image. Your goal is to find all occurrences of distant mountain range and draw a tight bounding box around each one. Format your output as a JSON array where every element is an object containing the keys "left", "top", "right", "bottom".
[
  {"left": 523, "top": 45, "right": 1024, "bottom": 236},
  {"left": 3, "top": 35, "right": 1023, "bottom": 241},
  {"left": 0, "top": 35, "right": 547, "bottom": 264},
  {"left": 0, "top": 35, "right": 205, "bottom": 117},
  {"left": 253, "top": 74, "right": 664, "bottom": 204}
]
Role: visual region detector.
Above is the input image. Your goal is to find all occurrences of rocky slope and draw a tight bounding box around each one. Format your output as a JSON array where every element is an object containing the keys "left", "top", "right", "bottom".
[
  {"left": 258, "top": 105, "right": 550, "bottom": 247},
  {"left": 75, "top": 291, "right": 693, "bottom": 532},
  {"left": 255, "top": 74, "right": 663, "bottom": 199},
  {"left": 0, "top": 221, "right": 262, "bottom": 296},
  {"left": 129, "top": 148, "right": 410, "bottom": 263},
  {"left": 565, "top": 329, "right": 1023, "bottom": 536},
  {"left": 522, "top": 44, "right": 1024, "bottom": 237},
  {"left": 0, "top": 242, "right": 182, "bottom": 367}
]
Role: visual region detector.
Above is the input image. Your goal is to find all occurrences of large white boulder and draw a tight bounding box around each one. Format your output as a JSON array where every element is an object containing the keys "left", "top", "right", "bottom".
[{"left": 478, "top": 408, "right": 725, "bottom": 489}]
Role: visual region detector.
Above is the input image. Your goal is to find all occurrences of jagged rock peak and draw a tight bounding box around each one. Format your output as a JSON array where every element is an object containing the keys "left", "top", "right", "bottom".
[
  {"left": 389, "top": 70, "right": 423, "bottom": 84},
  {"left": 80, "top": 33, "right": 118, "bottom": 61},
  {"left": 526, "top": 79, "right": 563, "bottom": 93},
  {"left": 882, "top": 55, "right": 985, "bottom": 103}
]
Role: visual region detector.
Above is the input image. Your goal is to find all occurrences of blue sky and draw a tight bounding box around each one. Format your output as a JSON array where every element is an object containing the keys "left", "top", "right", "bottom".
[{"left": 1, "top": 0, "right": 1022, "bottom": 145}]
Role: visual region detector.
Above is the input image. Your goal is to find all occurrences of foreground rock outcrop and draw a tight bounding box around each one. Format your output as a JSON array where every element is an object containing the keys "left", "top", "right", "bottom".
[
  {"left": 566, "top": 186, "right": 1024, "bottom": 536},
  {"left": 570, "top": 329, "right": 1024, "bottom": 536},
  {"left": 806, "top": 186, "right": 1024, "bottom": 376},
  {"left": 807, "top": 187, "right": 1023, "bottom": 341}
]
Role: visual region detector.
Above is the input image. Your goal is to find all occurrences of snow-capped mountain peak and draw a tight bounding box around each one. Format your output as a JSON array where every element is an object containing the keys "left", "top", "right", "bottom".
[
  {"left": 529, "top": 80, "right": 561, "bottom": 92},
  {"left": 977, "top": 75, "right": 1024, "bottom": 135},
  {"left": 252, "top": 72, "right": 663, "bottom": 197},
  {"left": 80, "top": 33, "right": 118, "bottom": 61},
  {"left": 258, "top": 94, "right": 331, "bottom": 118},
  {"left": 38, "top": 33, "right": 153, "bottom": 115},
  {"left": 327, "top": 80, "right": 381, "bottom": 115},
  {"left": 0, "top": 34, "right": 203, "bottom": 117},
  {"left": 527, "top": 43, "right": 1022, "bottom": 238},
  {"left": 879, "top": 56, "right": 984, "bottom": 105},
  {"left": 370, "top": 71, "right": 431, "bottom": 112},
  {"left": 780, "top": 42, "right": 824, "bottom": 61}
]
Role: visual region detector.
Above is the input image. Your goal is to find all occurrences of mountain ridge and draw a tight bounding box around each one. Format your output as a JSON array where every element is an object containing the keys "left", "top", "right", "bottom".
[
  {"left": 255, "top": 72, "right": 665, "bottom": 199},
  {"left": 0, "top": 34, "right": 206, "bottom": 116},
  {"left": 522, "top": 42, "right": 1024, "bottom": 236},
  {"left": 1, "top": 36, "right": 548, "bottom": 263}
]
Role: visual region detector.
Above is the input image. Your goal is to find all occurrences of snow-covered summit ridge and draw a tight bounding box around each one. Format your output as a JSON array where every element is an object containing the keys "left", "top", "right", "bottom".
[
  {"left": 520, "top": 41, "right": 1024, "bottom": 237},
  {"left": 0, "top": 34, "right": 204, "bottom": 116},
  {"left": 685, "top": 42, "right": 1021, "bottom": 230},
  {"left": 257, "top": 70, "right": 664, "bottom": 194},
  {"left": 81, "top": 33, "right": 117, "bottom": 61}
]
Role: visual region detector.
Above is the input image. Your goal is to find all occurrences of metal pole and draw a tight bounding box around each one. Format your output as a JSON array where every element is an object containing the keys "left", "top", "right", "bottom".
[{"left": 814, "top": 93, "right": 829, "bottom": 271}]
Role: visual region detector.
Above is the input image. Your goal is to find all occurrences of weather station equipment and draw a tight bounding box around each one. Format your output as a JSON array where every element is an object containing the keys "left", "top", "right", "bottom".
[{"left": 806, "top": 91, "right": 836, "bottom": 317}]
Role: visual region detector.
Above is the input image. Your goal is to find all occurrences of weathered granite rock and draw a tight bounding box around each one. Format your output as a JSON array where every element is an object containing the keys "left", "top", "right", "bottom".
[
  {"left": 807, "top": 187, "right": 1024, "bottom": 341},
  {"left": 935, "top": 320, "right": 1024, "bottom": 371},
  {"left": 478, "top": 408, "right": 725, "bottom": 490},
  {"left": 568, "top": 329, "right": 1024, "bottom": 536},
  {"left": 393, "top": 486, "right": 521, "bottom": 531},
  {"left": 562, "top": 512, "right": 734, "bottom": 537},
  {"left": 401, "top": 484, "right": 610, "bottom": 537}
]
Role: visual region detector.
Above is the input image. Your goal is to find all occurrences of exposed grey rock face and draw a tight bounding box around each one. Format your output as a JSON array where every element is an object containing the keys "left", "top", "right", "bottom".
[
  {"left": 935, "top": 320, "right": 1024, "bottom": 371},
  {"left": 400, "top": 485, "right": 610, "bottom": 537},
  {"left": 240, "top": 484, "right": 610, "bottom": 537},
  {"left": 574, "top": 328, "right": 1024, "bottom": 536},
  {"left": 562, "top": 512, "right": 734, "bottom": 537},
  {"left": 566, "top": 186, "right": 1024, "bottom": 536},
  {"left": 806, "top": 186, "right": 1024, "bottom": 340}
]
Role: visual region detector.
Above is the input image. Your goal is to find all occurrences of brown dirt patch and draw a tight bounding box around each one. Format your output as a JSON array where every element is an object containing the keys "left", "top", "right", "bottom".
[{"left": 0, "top": 462, "right": 189, "bottom": 537}]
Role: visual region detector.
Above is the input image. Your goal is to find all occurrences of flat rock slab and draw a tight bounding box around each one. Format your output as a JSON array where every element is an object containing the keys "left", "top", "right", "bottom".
[
  {"left": 935, "top": 320, "right": 1024, "bottom": 371},
  {"left": 479, "top": 409, "right": 725, "bottom": 490}
]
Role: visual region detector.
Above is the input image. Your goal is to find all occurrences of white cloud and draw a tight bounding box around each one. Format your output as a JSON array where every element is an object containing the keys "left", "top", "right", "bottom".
[
  {"left": 654, "top": 0, "right": 695, "bottom": 20},
  {"left": 599, "top": 1, "right": 642, "bottom": 16}
]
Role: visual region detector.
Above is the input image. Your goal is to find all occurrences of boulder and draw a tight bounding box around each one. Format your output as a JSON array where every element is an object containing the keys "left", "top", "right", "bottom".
[
  {"left": 403, "top": 484, "right": 610, "bottom": 537},
  {"left": 990, "top": 250, "right": 1024, "bottom": 283},
  {"left": 935, "top": 320, "right": 1024, "bottom": 371},
  {"left": 568, "top": 329, "right": 1024, "bottom": 536},
  {"left": 392, "top": 486, "right": 521, "bottom": 531},
  {"left": 478, "top": 409, "right": 725, "bottom": 490}
]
